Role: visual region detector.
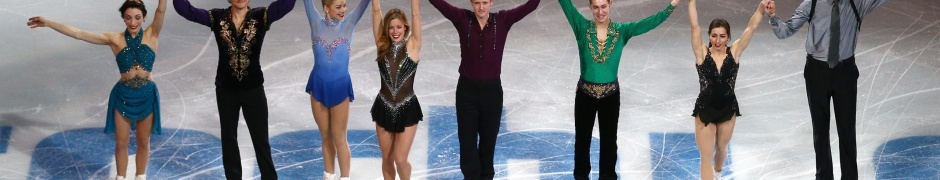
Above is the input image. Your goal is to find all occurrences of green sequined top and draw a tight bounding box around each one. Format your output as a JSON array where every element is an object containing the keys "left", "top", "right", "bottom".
[{"left": 559, "top": 0, "right": 675, "bottom": 83}]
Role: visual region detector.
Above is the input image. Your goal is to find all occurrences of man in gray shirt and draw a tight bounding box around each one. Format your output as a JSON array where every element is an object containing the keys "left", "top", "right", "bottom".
[{"left": 765, "top": 0, "right": 888, "bottom": 179}]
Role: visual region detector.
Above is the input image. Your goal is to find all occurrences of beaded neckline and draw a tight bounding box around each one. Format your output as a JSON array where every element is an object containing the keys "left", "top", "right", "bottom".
[
  {"left": 323, "top": 18, "right": 341, "bottom": 26},
  {"left": 390, "top": 40, "right": 405, "bottom": 58}
]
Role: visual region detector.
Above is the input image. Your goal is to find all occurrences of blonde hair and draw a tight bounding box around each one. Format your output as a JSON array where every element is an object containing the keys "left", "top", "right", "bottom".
[{"left": 322, "top": 0, "right": 340, "bottom": 7}]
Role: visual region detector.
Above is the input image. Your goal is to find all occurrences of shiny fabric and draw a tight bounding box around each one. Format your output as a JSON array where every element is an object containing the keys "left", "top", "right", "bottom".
[
  {"left": 115, "top": 30, "right": 155, "bottom": 72},
  {"left": 577, "top": 78, "right": 619, "bottom": 99},
  {"left": 174, "top": 0, "right": 297, "bottom": 90},
  {"left": 371, "top": 41, "right": 422, "bottom": 133},
  {"left": 559, "top": 0, "right": 675, "bottom": 83},
  {"left": 105, "top": 30, "right": 162, "bottom": 135},
  {"left": 302, "top": 0, "right": 370, "bottom": 107}
]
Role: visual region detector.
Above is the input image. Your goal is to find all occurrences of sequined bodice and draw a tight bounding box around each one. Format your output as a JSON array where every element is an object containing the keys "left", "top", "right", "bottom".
[
  {"left": 306, "top": 0, "right": 369, "bottom": 80},
  {"left": 116, "top": 30, "right": 155, "bottom": 73},
  {"left": 696, "top": 47, "right": 738, "bottom": 106},
  {"left": 309, "top": 17, "right": 355, "bottom": 81},
  {"left": 377, "top": 41, "right": 418, "bottom": 106},
  {"left": 312, "top": 36, "right": 351, "bottom": 63},
  {"left": 310, "top": 17, "right": 351, "bottom": 61}
]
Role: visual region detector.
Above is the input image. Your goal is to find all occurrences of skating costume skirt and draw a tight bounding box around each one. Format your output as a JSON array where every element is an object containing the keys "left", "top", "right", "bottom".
[
  {"left": 371, "top": 96, "right": 423, "bottom": 133},
  {"left": 370, "top": 45, "right": 422, "bottom": 133},
  {"left": 105, "top": 81, "right": 162, "bottom": 135},
  {"left": 306, "top": 71, "right": 355, "bottom": 108},
  {"left": 691, "top": 93, "right": 741, "bottom": 126}
]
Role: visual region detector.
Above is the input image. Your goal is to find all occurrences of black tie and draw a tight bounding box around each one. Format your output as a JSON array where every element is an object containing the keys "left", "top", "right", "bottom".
[{"left": 828, "top": 0, "right": 841, "bottom": 68}]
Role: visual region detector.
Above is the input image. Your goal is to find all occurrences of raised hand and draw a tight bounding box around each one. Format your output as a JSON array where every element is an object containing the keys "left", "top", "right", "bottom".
[
  {"left": 26, "top": 17, "right": 47, "bottom": 28},
  {"left": 760, "top": 0, "right": 768, "bottom": 15},
  {"left": 765, "top": 0, "right": 776, "bottom": 17},
  {"left": 728, "top": 0, "right": 767, "bottom": 59},
  {"left": 148, "top": 0, "right": 168, "bottom": 40}
]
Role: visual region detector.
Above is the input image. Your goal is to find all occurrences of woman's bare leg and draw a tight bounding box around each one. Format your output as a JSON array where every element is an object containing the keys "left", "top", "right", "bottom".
[
  {"left": 311, "top": 97, "right": 336, "bottom": 174},
  {"left": 134, "top": 113, "right": 154, "bottom": 176},
  {"left": 376, "top": 125, "right": 396, "bottom": 180},
  {"left": 713, "top": 117, "right": 737, "bottom": 172},
  {"left": 694, "top": 116, "right": 718, "bottom": 180},
  {"left": 329, "top": 98, "right": 352, "bottom": 177},
  {"left": 393, "top": 125, "right": 417, "bottom": 180},
  {"left": 114, "top": 111, "right": 132, "bottom": 177}
]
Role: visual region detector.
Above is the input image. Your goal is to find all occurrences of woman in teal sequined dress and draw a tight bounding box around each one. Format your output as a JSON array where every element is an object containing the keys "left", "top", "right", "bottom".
[{"left": 27, "top": 0, "right": 166, "bottom": 179}]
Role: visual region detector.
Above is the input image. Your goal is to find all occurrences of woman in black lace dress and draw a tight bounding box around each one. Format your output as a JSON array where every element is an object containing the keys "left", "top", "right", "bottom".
[{"left": 688, "top": 0, "right": 768, "bottom": 179}]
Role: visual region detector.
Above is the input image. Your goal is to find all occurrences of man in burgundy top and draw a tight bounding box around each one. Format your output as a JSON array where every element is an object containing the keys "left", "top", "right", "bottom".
[
  {"left": 429, "top": 0, "right": 540, "bottom": 179},
  {"left": 173, "top": 0, "right": 296, "bottom": 179}
]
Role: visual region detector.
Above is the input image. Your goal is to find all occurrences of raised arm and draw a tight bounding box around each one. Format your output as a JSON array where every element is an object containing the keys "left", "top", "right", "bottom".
[
  {"left": 858, "top": 0, "right": 889, "bottom": 17},
  {"left": 768, "top": 0, "right": 810, "bottom": 39},
  {"left": 266, "top": 0, "right": 298, "bottom": 25},
  {"left": 303, "top": 0, "right": 322, "bottom": 31},
  {"left": 371, "top": 0, "right": 382, "bottom": 45},
  {"left": 688, "top": 0, "right": 705, "bottom": 62},
  {"left": 343, "top": 0, "right": 373, "bottom": 30},
  {"left": 173, "top": 0, "right": 211, "bottom": 27},
  {"left": 501, "top": 0, "right": 540, "bottom": 25},
  {"left": 622, "top": 0, "right": 677, "bottom": 38},
  {"left": 558, "top": 0, "right": 587, "bottom": 34},
  {"left": 409, "top": 0, "right": 422, "bottom": 52},
  {"left": 146, "top": 0, "right": 168, "bottom": 41},
  {"left": 429, "top": 0, "right": 466, "bottom": 21},
  {"left": 730, "top": 0, "right": 766, "bottom": 59},
  {"left": 27, "top": 17, "right": 114, "bottom": 46}
]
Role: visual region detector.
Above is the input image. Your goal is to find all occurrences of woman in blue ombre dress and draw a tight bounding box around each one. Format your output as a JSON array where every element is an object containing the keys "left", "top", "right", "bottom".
[
  {"left": 26, "top": 0, "right": 166, "bottom": 179},
  {"left": 302, "top": 0, "right": 370, "bottom": 179}
]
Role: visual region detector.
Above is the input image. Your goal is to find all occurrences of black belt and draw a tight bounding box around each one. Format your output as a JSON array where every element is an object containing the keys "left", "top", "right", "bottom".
[{"left": 577, "top": 78, "right": 619, "bottom": 99}]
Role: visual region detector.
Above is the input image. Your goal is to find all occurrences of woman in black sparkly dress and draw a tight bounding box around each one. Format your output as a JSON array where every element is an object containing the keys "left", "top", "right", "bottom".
[
  {"left": 688, "top": 0, "right": 768, "bottom": 179},
  {"left": 369, "top": 0, "right": 423, "bottom": 179}
]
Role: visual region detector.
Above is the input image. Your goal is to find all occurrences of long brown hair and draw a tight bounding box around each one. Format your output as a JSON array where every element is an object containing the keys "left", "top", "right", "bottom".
[{"left": 377, "top": 8, "right": 410, "bottom": 60}]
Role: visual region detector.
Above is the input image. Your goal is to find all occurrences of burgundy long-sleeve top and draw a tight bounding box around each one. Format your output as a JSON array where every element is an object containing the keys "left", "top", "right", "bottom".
[{"left": 429, "top": 0, "right": 540, "bottom": 81}]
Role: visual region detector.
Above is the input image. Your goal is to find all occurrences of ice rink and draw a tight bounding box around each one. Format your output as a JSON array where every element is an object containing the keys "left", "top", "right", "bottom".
[{"left": 1, "top": 0, "right": 938, "bottom": 179}]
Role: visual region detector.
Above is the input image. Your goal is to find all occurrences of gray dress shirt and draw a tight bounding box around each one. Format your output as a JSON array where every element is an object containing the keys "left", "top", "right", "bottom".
[{"left": 769, "top": 0, "right": 889, "bottom": 61}]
